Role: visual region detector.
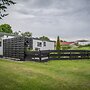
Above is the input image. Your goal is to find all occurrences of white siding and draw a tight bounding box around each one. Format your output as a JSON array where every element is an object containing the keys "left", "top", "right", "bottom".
[
  {"left": 0, "top": 39, "right": 3, "bottom": 55},
  {"left": 33, "top": 39, "right": 55, "bottom": 50},
  {"left": 0, "top": 35, "right": 15, "bottom": 55}
]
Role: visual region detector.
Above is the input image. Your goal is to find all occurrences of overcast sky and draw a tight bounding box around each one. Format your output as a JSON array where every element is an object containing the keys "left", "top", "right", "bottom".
[{"left": 0, "top": 0, "right": 90, "bottom": 41}]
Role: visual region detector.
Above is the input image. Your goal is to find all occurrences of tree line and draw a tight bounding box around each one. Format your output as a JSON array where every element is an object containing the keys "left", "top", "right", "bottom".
[{"left": 0, "top": 23, "right": 50, "bottom": 41}]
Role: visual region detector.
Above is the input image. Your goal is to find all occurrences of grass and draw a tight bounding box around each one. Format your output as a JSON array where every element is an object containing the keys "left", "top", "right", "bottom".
[
  {"left": 77, "top": 46, "right": 90, "bottom": 50},
  {"left": 0, "top": 59, "right": 90, "bottom": 90},
  {"left": 70, "top": 45, "right": 90, "bottom": 50}
]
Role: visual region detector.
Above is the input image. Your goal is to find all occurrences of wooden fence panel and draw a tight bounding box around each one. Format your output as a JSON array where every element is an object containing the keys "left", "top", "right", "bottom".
[{"left": 25, "top": 50, "right": 90, "bottom": 61}]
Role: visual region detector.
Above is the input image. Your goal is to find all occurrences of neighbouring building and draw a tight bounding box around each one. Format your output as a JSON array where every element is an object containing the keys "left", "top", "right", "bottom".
[
  {"left": 60, "top": 41, "right": 75, "bottom": 50},
  {"left": 61, "top": 41, "right": 75, "bottom": 46},
  {"left": 75, "top": 40, "right": 90, "bottom": 46}
]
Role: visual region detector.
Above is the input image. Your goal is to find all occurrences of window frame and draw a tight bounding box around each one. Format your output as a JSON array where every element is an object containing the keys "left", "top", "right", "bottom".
[
  {"left": 43, "top": 42, "right": 46, "bottom": 46},
  {"left": 37, "top": 42, "right": 42, "bottom": 47}
]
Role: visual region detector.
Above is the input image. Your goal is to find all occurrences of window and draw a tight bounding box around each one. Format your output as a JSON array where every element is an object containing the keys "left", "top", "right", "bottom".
[
  {"left": 43, "top": 42, "right": 46, "bottom": 46},
  {"left": 37, "top": 42, "right": 42, "bottom": 47},
  {"left": 0, "top": 41, "right": 1, "bottom": 47}
]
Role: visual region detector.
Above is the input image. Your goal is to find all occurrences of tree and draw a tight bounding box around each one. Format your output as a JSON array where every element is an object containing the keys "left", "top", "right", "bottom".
[
  {"left": 0, "top": 24, "right": 13, "bottom": 33},
  {"left": 21, "top": 32, "right": 32, "bottom": 37},
  {"left": 0, "top": 0, "right": 15, "bottom": 19},
  {"left": 56, "top": 36, "right": 61, "bottom": 50},
  {"left": 13, "top": 31, "right": 19, "bottom": 36},
  {"left": 39, "top": 36, "right": 50, "bottom": 41},
  {"left": 13, "top": 31, "right": 22, "bottom": 36}
]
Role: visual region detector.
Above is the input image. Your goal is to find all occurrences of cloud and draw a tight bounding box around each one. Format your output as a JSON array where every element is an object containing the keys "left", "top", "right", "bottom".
[{"left": 0, "top": 0, "right": 90, "bottom": 41}]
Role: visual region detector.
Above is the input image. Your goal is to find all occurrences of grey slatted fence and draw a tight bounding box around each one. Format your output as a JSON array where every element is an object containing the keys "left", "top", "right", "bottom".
[{"left": 3, "top": 37, "right": 25, "bottom": 60}]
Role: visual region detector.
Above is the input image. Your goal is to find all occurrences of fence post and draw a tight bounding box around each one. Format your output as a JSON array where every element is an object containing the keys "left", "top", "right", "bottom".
[
  {"left": 70, "top": 51, "right": 71, "bottom": 59},
  {"left": 39, "top": 50, "right": 41, "bottom": 62},
  {"left": 48, "top": 50, "right": 50, "bottom": 61},
  {"left": 87, "top": 51, "right": 89, "bottom": 59}
]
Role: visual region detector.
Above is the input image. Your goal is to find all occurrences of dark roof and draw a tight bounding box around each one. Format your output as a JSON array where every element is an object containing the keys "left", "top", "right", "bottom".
[
  {"left": 32, "top": 37, "right": 55, "bottom": 42},
  {"left": 0, "top": 33, "right": 55, "bottom": 42},
  {"left": 76, "top": 40, "right": 90, "bottom": 42},
  {"left": 0, "top": 32, "right": 15, "bottom": 37}
]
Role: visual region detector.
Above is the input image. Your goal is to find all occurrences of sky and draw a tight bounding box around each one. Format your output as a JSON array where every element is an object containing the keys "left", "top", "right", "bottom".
[{"left": 0, "top": 0, "right": 90, "bottom": 41}]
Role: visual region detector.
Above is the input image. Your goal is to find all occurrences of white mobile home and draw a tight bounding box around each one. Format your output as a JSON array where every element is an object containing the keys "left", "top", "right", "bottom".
[
  {"left": 0, "top": 33, "right": 55, "bottom": 56},
  {"left": 32, "top": 38, "right": 55, "bottom": 50}
]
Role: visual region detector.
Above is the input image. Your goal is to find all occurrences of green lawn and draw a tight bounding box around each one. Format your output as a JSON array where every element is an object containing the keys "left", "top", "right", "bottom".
[
  {"left": 0, "top": 59, "right": 90, "bottom": 90},
  {"left": 70, "top": 45, "right": 90, "bottom": 50},
  {"left": 77, "top": 46, "right": 90, "bottom": 50}
]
